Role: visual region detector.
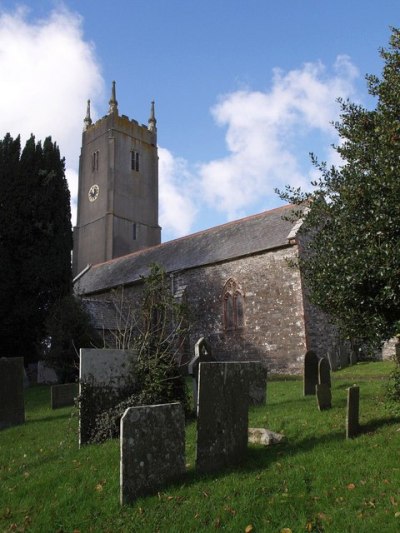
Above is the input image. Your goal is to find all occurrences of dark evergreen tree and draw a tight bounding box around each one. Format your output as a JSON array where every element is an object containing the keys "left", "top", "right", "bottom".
[
  {"left": 277, "top": 28, "right": 400, "bottom": 348},
  {"left": 0, "top": 134, "right": 72, "bottom": 363}
]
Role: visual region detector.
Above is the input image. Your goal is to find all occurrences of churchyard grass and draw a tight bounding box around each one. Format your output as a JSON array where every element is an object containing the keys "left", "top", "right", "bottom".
[{"left": 1, "top": 361, "right": 399, "bottom": 532}]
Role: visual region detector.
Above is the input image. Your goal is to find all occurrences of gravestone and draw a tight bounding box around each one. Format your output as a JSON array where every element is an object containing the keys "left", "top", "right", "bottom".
[
  {"left": 51, "top": 383, "right": 79, "bottom": 409},
  {"left": 188, "top": 337, "right": 214, "bottom": 414},
  {"left": 37, "top": 360, "right": 58, "bottom": 384},
  {"left": 304, "top": 350, "right": 319, "bottom": 395},
  {"left": 196, "top": 361, "right": 255, "bottom": 473},
  {"left": 79, "top": 348, "right": 137, "bottom": 446},
  {"left": 346, "top": 385, "right": 360, "bottom": 438},
  {"left": 247, "top": 362, "right": 268, "bottom": 405},
  {"left": 120, "top": 403, "right": 185, "bottom": 505},
  {"left": 316, "top": 383, "right": 332, "bottom": 410},
  {"left": 318, "top": 357, "right": 331, "bottom": 387},
  {"left": 0, "top": 357, "right": 25, "bottom": 429}
]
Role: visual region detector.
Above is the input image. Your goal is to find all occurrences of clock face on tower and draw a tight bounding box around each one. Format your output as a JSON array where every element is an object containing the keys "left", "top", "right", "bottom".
[{"left": 88, "top": 184, "right": 99, "bottom": 202}]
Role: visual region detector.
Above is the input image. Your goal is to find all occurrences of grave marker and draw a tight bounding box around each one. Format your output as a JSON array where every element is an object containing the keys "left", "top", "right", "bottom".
[
  {"left": 196, "top": 361, "right": 256, "bottom": 473},
  {"left": 51, "top": 383, "right": 79, "bottom": 409},
  {"left": 304, "top": 350, "right": 319, "bottom": 396},
  {"left": 0, "top": 357, "right": 25, "bottom": 430},
  {"left": 318, "top": 357, "right": 331, "bottom": 387},
  {"left": 316, "top": 383, "right": 332, "bottom": 410},
  {"left": 188, "top": 337, "right": 214, "bottom": 414},
  {"left": 120, "top": 403, "right": 185, "bottom": 505},
  {"left": 346, "top": 385, "right": 360, "bottom": 438}
]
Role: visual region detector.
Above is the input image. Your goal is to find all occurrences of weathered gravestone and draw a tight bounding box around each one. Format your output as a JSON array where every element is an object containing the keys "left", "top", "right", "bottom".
[
  {"left": 0, "top": 357, "right": 25, "bottom": 429},
  {"left": 188, "top": 337, "right": 214, "bottom": 414},
  {"left": 120, "top": 403, "right": 185, "bottom": 505},
  {"left": 247, "top": 362, "right": 268, "bottom": 406},
  {"left": 318, "top": 357, "right": 331, "bottom": 387},
  {"left": 346, "top": 385, "right": 360, "bottom": 439},
  {"left": 37, "top": 360, "right": 58, "bottom": 384},
  {"left": 196, "top": 361, "right": 260, "bottom": 473},
  {"left": 304, "top": 350, "right": 319, "bottom": 396},
  {"left": 316, "top": 383, "right": 332, "bottom": 411},
  {"left": 51, "top": 383, "right": 79, "bottom": 409},
  {"left": 79, "top": 348, "right": 137, "bottom": 446}
]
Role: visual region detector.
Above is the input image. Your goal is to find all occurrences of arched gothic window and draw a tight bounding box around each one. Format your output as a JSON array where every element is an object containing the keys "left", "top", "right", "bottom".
[{"left": 223, "top": 279, "right": 245, "bottom": 330}]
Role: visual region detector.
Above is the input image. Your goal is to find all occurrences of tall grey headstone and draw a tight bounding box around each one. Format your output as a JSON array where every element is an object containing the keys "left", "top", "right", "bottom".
[
  {"left": 318, "top": 357, "right": 331, "bottom": 387},
  {"left": 316, "top": 383, "right": 332, "bottom": 410},
  {"left": 304, "top": 350, "right": 319, "bottom": 396},
  {"left": 0, "top": 357, "right": 25, "bottom": 430},
  {"left": 188, "top": 337, "right": 214, "bottom": 414},
  {"left": 51, "top": 383, "right": 79, "bottom": 409},
  {"left": 79, "top": 348, "right": 137, "bottom": 446},
  {"left": 120, "top": 403, "right": 185, "bottom": 505},
  {"left": 346, "top": 385, "right": 360, "bottom": 438},
  {"left": 196, "top": 362, "right": 253, "bottom": 474}
]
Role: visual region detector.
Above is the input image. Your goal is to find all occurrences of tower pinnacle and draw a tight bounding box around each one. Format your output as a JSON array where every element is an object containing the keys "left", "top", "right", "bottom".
[
  {"left": 148, "top": 100, "right": 157, "bottom": 133},
  {"left": 84, "top": 99, "right": 92, "bottom": 130},
  {"left": 108, "top": 80, "right": 118, "bottom": 115}
]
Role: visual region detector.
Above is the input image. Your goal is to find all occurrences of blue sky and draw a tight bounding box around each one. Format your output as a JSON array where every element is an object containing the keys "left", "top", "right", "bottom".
[{"left": 0, "top": 1, "right": 399, "bottom": 241}]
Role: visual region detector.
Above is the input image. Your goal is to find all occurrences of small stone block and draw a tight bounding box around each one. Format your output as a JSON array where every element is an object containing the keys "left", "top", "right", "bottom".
[
  {"left": 0, "top": 357, "right": 25, "bottom": 430},
  {"left": 304, "top": 350, "right": 319, "bottom": 396},
  {"left": 318, "top": 357, "right": 331, "bottom": 387},
  {"left": 51, "top": 383, "right": 79, "bottom": 409},
  {"left": 346, "top": 385, "right": 360, "bottom": 439},
  {"left": 248, "top": 428, "right": 285, "bottom": 446},
  {"left": 120, "top": 403, "right": 185, "bottom": 505},
  {"left": 196, "top": 362, "right": 250, "bottom": 474},
  {"left": 316, "top": 383, "right": 332, "bottom": 410}
]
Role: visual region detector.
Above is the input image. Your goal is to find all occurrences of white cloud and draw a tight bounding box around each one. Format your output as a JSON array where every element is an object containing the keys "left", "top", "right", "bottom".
[
  {"left": 0, "top": 5, "right": 104, "bottom": 224},
  {"left": 158, "top": 147, "right": 198, "bottom": 239},
  {"left": 198, "top": 57, "right": 360, "bottom": 220}
]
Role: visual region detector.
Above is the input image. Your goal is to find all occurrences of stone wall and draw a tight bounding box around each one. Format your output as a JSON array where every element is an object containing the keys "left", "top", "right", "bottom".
[{"left": 86, "top": 245, "right": 308, "bottom": 374}]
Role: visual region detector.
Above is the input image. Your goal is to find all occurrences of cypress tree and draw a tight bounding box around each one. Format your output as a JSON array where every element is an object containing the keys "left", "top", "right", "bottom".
[{"left": 0, "top": 134, "right": 72, "bottom": 363}]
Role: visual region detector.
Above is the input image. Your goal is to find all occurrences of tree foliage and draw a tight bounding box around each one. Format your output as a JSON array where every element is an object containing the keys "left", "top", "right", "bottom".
[
  {"left": 0, "top": 133, "right": 72, "bottom": 363},
  {"left": 277, "top": 28, "right": 400, "bottom": 347},
  {"left": 43, "top": 295, "right": 101, "bottom": 383}
]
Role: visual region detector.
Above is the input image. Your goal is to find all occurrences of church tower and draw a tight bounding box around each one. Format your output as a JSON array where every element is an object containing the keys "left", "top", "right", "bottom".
[{"left": 72, "top": 82, "right": 161, "bottom": 276}]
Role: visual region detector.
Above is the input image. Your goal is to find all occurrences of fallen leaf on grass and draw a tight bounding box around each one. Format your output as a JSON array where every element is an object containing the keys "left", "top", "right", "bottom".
[
  {"left": 244, "top": 525, "right": 254, "bottom": 533},
  {"left": 347, "top": 483, "right": 356, "bottom": 490},
  {"left": 214, "top": 516, "right": 222, "bottom": 528},
  {"left": 395, "top": 512, "right": 400, "bottom": 518},
  {"left": 280, "top": 528, "right": 292, "bottom": 533},
  {"left": 390, "top": 496, "right": 398, "bottom": 506}
]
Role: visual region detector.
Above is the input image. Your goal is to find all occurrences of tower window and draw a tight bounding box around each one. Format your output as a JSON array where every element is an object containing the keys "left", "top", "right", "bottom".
[
  {"left": 223, "top": 278, "right": 245, "bottom": 331},
  {"left": 92, "top": 150, "right": 99, "bottom": 171},
  {"left": 131, "top": 150, "right": 140, "bottom": 171}
]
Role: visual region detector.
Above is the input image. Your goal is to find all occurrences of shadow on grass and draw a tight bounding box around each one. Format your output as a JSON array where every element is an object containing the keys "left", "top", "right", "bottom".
[
  {"left": 26, "top": 412, "right": 72, "bottom": 424},
  {"left": 361, "top": 415, "right": 400, "bottom": 434}
]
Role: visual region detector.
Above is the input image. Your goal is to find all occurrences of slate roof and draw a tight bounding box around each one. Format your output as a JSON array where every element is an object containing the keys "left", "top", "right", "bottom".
[{"left": 74, "top": 204, "right": 298, "bottom": 296}]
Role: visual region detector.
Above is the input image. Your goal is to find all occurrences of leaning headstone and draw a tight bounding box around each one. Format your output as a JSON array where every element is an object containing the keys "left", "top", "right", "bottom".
[
  {"left": 120, "top": 403, "right": 185, "bottom": 505},
  {"left": 51, "top": 383, "right": 79, "bottom": 409},
  {"left": 304, "top": 350, "right": 319, "bottom": 395},
  {"left": 346, "top": 385, "right": 360, "bottom": 438},
  {"left": 188, "top": 337, "right": 214, "bottom": 414},
  {"left": 316, "top": 383, "right": 332, "bottom": 410},
  {"left": 318, "top": 357, "right": 331, "bottom": 387},
  {"left": 248, "top": 428, "right": 285, "bottom": 446},
  {"left": 196, "top": 362, "right": 252, "bottom": 474},
  {"left": 0, "top": 357, "right": 25, "bottom": 430}
]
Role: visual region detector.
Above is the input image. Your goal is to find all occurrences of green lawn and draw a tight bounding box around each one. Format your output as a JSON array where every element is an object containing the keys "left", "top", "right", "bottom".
[{"left": 1, "top": 361, "right": 399, "bottom": 532}]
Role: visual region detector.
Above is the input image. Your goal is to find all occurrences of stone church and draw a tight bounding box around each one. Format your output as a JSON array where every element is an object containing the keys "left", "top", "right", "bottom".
[{"left": 73, "top": 83, "right": 343, "bottom": 374}]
